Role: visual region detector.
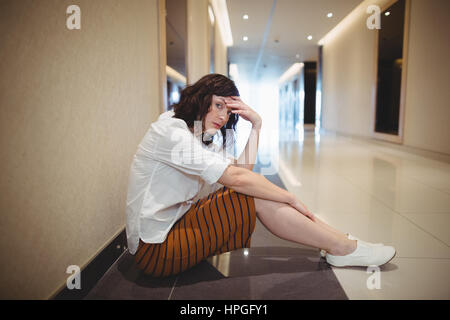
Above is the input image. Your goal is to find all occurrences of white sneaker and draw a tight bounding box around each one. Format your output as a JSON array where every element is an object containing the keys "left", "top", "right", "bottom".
[
  {"left": 347, "top": 234, "right": 383, "bottom": 246},
  {"left": 319, "top": 234, "right": 383, "bottom": 258},
  {"left": 326, "top": 241, "right": 396, "bottom": 267}
]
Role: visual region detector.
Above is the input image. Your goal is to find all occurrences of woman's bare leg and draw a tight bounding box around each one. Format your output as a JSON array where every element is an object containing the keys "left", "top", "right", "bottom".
[
  {"left": 254, "top": 197, "right": 356, "bottom": 256},
  {"left": 313, "top": 216, "right": 349, "bottom": 240}
]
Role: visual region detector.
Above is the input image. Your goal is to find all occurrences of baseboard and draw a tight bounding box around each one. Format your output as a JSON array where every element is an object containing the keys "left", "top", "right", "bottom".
[{"left": 51, "top": 227, "right": 127, "bottom": 300}]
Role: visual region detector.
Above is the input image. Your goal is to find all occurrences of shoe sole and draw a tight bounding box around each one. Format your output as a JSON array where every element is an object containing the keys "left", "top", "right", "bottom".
[
  {"left": 382, "top": 250, "right": 397, "bottom": 266},
  {"left": 320, "top": 244, "right": 384, "bottom": 259},
  {"left": 327, "top": 250, "right": 397, "bottom": 268}
]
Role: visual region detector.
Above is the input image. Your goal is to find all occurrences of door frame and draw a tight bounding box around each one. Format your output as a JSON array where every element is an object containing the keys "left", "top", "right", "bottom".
[
  {"left": 371, "top": 0, "right": 411, "bottom": 144},
  {"left": 158, "top": 0, "right": 168, "bottom": 112}
]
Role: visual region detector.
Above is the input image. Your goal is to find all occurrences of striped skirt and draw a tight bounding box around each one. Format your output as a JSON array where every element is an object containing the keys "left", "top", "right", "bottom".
[{"left": 134, "top": 186, "right": 257, "bottom": 277}]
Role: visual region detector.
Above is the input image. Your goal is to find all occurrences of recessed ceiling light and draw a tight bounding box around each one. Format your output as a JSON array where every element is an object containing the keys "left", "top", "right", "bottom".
[
  {"left": 385, "top": 11, "right": 390, "bottom": 16},
  {"left": 327, "top": 13, "right": 333, "bottom": 18},
  {"left": 243, "top": 36, "right": 248, "bottom": 41},
  {"left": 307, "top": 35, "right": 313, "bottom": 40},
  {"left": 243, "top": 14, "right": 249, "bottom": 20}
]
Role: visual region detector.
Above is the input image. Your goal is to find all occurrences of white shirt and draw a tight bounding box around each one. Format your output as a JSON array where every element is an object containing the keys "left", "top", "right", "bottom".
[{"left": 125, "top": 110, "right": 232, "bottom": 255}]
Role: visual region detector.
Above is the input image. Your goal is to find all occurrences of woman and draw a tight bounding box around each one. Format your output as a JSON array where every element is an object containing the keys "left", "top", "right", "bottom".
[{"left": 126, "top": 74, "right": 396, "bottom": 277}]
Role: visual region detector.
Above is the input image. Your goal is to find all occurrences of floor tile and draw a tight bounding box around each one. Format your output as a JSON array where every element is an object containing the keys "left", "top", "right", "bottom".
[
  {"left": 276, "top": 132, "right": 450, "bottom": 300},
  {"left": 400, "top": 164, "right": 450, "bottom": 195},
  {"left": 170, "top": 247, "right": 347, "bottom": 300},
  {"left": 331, "top": 257, "right": 450, "bottom": 300},
  {"left": 294, "top": 178, "right": 378, "bottom": 215},
  {"left": 84, "top": 251, "right": 177, "bottom": 300},
  {"left": 402, "top": 213, "right": 450, "bottom": 246},
  {"left": 343, "top": 172, "right": 450, "bottom": 214},
  {"left": 314, "top": 203, "right": 450, "bottom": 259}
]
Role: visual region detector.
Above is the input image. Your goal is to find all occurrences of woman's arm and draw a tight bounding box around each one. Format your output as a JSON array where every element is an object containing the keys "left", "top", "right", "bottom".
[
  {"left": 229, "top": 124, "right": 261, "bottom": 171},
  {"left": 225, "top": 97, "right": 261, "bottom": 171},
  {"left": 218, "top": 165, "right": 315, "bottom": 221}
]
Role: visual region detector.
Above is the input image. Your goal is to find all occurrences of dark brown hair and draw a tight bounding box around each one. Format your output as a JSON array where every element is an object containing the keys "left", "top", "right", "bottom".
[{"left": 172, "top": 73, "right": 240, "bottom": 148}]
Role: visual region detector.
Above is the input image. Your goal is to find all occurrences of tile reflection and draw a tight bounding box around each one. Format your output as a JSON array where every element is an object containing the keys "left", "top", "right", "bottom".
[
  {"left": 209, "top": 252, "right": 231, "bottom": 277},
  {"left": 169, "top": 247, "right": 348, "bottom": 300},
  {"left": 206, "top": 247, "right": 331, "bottom": 278}
]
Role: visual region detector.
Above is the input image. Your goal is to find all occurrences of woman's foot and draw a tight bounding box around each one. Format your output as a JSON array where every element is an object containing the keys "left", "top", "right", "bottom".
[
  {"left": 319, "top": 234, "right": 383, "bottom": 258},
  {"left": 328, "top": 239, "right": 357, "bottom": 256},
  {"left": 326, "top": 241, "right": 396, "bottom": 267}
]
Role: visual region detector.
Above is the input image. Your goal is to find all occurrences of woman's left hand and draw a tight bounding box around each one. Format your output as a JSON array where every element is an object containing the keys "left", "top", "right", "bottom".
[
  {"left": 225, "top": 96, "right": 262, "bottom": 129},
  {"left": 289, "top": 197, "right": 316, "bottom": 222}
]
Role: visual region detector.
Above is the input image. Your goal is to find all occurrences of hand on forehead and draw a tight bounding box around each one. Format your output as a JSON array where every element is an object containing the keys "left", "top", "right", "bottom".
[{"left": 214, "top": 95, "right": 238, "bottom": 104}]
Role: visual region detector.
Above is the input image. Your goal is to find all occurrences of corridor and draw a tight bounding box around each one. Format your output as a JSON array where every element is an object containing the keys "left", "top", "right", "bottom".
[{"left": 0, "top": 0, "right": 449, "bottom": 302}]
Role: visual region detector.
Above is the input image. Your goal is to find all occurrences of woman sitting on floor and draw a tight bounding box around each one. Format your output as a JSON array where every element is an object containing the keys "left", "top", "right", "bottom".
[{"left": 125, "top": 73, "right": 396, "bottom": 277}]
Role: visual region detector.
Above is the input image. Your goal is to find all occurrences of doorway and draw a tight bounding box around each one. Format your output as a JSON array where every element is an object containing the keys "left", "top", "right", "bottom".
[
  {"left": 303, "top": 62, "right": 317, "bottom": 125},
  {"left": 166, "top": 0, "right": 187, "bottom": 109},
  {"left": 373, "top": 0, "right": 409, "bottom": 143}
]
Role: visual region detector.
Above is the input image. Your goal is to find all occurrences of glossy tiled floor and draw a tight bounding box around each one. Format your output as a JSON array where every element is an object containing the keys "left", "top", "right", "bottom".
[
  {"left": 86, "top": 128, "right": 449, "bottom": 300},
  {"left": 85, "top": 171, "right": 348, "bottom": 300},
  {"left": 273, "top": 129, "right": 450, "bottom": 299}
]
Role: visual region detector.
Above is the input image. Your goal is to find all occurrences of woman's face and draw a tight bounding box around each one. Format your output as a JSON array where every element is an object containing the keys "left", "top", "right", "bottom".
[{"left": 203, "top": 95, "right": 232, "bottom": 135}]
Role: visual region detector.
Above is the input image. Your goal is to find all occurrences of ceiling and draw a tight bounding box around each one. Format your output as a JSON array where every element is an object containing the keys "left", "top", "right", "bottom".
[{"left": 226, "top": 0, "right": 363, "bottom": 82}]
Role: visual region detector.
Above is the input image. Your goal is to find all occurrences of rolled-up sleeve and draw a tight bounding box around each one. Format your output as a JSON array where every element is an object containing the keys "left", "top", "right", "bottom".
[
  {"left": 152, "top": 122, "right": 231, "bottom": 185},
  {"left": 200, "top": 157, "right": 231, "bottom": 185}
]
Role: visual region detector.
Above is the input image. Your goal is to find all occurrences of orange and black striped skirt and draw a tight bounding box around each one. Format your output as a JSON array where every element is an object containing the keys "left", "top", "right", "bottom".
[{"left": 134, "top": 186, "right": 257, "bottom": 277}]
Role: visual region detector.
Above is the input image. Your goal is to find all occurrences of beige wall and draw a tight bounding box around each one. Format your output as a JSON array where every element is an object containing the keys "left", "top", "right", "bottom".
[
  {"left": 403, "top": 0, "right": 450, "bottom": 154},
  {"left": 321, "top": 0, "right": 450, "bottom": 155},
  {"left": 321, "top": 2, "right": 376, "bottom": 137},
  {"left": 0, "top": 0, "right": 162, "bottom": 299}
]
